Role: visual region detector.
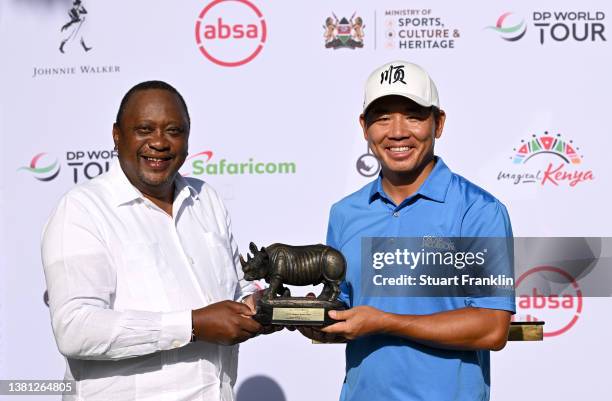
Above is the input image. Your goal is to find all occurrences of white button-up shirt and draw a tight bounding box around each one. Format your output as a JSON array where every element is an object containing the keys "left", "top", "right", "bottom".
[{"left": 41, "top": 162, "right": 256, "bottom": 401}]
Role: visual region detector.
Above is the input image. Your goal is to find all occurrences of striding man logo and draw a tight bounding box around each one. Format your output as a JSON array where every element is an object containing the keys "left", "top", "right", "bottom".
[{"left": 59, "top": 0, "right": 92, "bottom": 53}]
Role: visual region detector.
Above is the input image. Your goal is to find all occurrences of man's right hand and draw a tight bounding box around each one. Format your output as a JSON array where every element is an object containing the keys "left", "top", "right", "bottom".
[
  {"left": 292, "top": 292, "right": 346, "bottom": 343},
  {"left": 192, "top": 301, "right": 262, "bottom": 345},
  {"left": 296, "top": 326, "right": 346, "bottom": 343}
]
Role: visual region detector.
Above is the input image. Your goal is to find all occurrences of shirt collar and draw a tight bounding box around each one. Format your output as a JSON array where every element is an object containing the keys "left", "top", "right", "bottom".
[
  {"left": 368, "top": 156, "right": 452, "bottom": 204},
  {"left": 109, "top": 160, "right": 199, "bottom": 206},
  {"left": 174, "top": 173, "right": 200, "bottom": 201}
]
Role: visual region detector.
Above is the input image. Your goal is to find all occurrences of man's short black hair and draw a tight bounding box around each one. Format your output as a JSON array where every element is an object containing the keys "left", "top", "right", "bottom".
[
  {"left": 115, "top": 80, "right": 190, "bottom": 127},
  {"left": 431, "top": 106, "right": 441, "bottom": 122}
]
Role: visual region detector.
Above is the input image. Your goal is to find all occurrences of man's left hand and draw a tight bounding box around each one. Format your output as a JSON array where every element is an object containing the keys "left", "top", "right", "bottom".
[
  {"left": 321, "top": 306, "right": 389, "bottom": 340},
  {"left": 242, "top": 290, "right": 264, "bottom": 314},
  {"left": 242, "top": 289, "right": 283, "bottom": 335}
]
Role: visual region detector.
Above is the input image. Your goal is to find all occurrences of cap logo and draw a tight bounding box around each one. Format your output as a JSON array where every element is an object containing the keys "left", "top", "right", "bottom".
[{"left": 379, "top": 64, "right": 406, "bottom": 85}]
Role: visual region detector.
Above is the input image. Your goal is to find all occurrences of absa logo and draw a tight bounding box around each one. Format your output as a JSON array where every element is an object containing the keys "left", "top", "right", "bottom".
[
  {"left": 195, "top": 0, "right": 267, "bottom": 67},
  {"left": 515, "top": 265, "right": 582, "bottom": 337}
]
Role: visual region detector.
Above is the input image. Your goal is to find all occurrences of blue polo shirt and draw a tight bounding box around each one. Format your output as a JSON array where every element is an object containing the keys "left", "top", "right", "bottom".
[{"left": 327, "top": 157, "right": 515, "bottom": 401}]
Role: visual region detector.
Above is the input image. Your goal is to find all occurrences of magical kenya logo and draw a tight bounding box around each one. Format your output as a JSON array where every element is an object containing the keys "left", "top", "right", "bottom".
[{"left": 497, "top": 131, "right": 594, "bottom": 187}]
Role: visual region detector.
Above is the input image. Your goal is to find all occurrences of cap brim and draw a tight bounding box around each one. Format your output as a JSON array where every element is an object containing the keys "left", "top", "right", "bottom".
[{"left": 363, "top": 92, "right": 434, "bottom": 114}]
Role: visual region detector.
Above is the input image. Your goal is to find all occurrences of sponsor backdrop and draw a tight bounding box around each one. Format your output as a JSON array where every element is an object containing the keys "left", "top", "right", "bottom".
[{"left": 1, "top": 0, "right": 611, "bottom": 400}]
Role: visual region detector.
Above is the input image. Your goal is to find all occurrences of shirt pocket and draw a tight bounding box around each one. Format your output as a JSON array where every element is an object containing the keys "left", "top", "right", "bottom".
[
  {"left": 118, "top": 242, "right": 170, "bottom": 310},
  {"left": 199, "top": 232, "right": 238, "bottom": 301}
]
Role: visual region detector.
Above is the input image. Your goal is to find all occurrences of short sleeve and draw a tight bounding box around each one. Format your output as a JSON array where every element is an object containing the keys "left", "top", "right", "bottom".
[{"left": 462, "top": 200, "right": 515, "bottom": 313}]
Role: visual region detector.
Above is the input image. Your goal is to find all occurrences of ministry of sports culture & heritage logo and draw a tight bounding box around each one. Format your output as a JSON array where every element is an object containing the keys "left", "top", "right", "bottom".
[
  {"left": 381, "top": 8, "right": 460, "bottom": 50},
  {"left": 323, "top": 12, "right": 365, "bottom": 49}
]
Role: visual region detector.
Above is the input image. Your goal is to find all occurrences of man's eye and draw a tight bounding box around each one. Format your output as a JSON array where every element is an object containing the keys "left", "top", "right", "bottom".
[
  {"left": 405, "top": 114, "right": 425, "bottom": 122},
  {"left": 166, "top": 127, "right": 184, "bottom": 135},
  {"left": 136, "top": 126, "right": 153, "bottom": 134}
]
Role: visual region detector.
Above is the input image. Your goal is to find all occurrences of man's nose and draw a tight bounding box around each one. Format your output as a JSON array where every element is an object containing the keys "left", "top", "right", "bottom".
[
  {"left": 148, "top": 129, "right": 170, "bottom": 151},
  {"left": 388, "top": 114, "right": 408, "bottom": 139}
]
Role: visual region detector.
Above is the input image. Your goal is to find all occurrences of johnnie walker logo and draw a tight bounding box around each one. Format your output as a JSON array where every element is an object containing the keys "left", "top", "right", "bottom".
[
  {"left": 59, "top": 0, "right": 92, "bottom": 54},
  {"left": 31, "top": 0, "right": 122, "bottom": 79}
]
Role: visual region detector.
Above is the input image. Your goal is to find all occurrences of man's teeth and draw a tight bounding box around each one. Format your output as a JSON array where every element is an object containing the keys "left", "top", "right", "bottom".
[
  {"left": 144, "top": 156, "right": 168, "bottom": 161},
  {"left": 389, "top": 146, "right": 411, "bottom": 152}
]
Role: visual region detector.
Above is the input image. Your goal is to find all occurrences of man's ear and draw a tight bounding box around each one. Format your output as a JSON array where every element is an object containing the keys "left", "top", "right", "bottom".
[
  {"left": 112, "top": 123, "right": 120, "bottom": 149},
  {"left": 359, "top": 114, "right": 368, "bottom": 141},
  {"left": 434, "top": 110, "right": 446, "bottom": 139}
]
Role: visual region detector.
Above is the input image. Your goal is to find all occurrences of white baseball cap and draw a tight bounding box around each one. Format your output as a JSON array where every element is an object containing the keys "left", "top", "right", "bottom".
[{"left": 363, "top": 60, "right": 439, "bottom": 113}]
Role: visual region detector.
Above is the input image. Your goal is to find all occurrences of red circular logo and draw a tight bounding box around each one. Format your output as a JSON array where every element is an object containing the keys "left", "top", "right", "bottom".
[
  {"left": 195, "top": 0, "right": 267, "bottom": 67},
  {"left": 515, "top": 265, "right": 583, "bottom": 337}
]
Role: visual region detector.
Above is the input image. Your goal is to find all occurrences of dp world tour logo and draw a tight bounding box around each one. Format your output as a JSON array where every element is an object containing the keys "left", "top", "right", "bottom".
[
  {"left": 486, "top": 12, "right": 527, "bottom": 41},
  {"left": 19, "top": 150, "right": 117, "bottom": 183},
  {"left": 195, "top": 0, "right": 267, "bottom": 67},
  {"left": 18, "top": 153, "right": 61, "bottom": 182},
  {"left": 498, "top": 132, "right": 594, "bottom": 187}
]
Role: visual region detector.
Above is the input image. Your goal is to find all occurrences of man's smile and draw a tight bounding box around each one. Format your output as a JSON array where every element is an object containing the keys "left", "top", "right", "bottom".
[
  {"left": 140, "top": 154, "right": 174, "bottom": 170},
  {"left": 384, "top": 143, "right": 417, "bottom": 160}
]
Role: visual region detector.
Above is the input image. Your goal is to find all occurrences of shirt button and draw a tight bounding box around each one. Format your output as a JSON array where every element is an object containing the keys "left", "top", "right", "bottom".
[
  {"left": 172, "top": 340, "right": 181, "bottom": 348},
  {"left": 188, "top": 256, "right": 195, "bottom": 265},
  {"left": 393, "top": 212, "right": 400, "bottom": 217}
]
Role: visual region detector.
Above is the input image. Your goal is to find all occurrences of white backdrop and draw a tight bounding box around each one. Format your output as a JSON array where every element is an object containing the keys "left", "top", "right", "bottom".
[{"left": 1, "top": 0, "right": 611, "bottom": 400}]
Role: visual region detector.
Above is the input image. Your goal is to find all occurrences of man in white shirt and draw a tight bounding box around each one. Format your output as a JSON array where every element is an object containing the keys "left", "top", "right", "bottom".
[{"left": 42, "top": 81, "right": 264, "bottom": 401}]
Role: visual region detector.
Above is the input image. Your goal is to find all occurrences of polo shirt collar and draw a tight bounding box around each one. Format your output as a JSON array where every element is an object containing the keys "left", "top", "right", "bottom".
[
  {"left": 368, "top": 156, "right": 452, "bottom": 204},
  {"left": 109, "top": 160, "right": 199, "bottom": 206}
]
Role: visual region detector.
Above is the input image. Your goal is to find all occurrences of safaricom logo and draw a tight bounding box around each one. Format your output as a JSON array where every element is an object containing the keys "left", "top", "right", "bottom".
[
  {"left": 182, "top": 151, "right": 296, "bottom": 176},
  {"left": 195, "top": 0, "right": 267, "bottom": 67}
]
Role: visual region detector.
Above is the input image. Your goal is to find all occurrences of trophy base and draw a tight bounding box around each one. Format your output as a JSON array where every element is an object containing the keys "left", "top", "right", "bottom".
[{"left": 254, "top": 297, "right": 346, "bottom": 326}]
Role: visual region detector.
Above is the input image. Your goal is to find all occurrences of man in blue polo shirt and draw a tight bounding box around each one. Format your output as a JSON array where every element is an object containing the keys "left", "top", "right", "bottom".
[{"left": 310, "top": 61, "right": 515, "bottom": 401}]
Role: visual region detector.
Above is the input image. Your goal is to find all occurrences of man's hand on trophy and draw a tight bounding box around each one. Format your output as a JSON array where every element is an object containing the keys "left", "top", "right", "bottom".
[
  {"left": 192, "top": 301, "right": 262, "bottom": 345},
  {"left": 242, "top": 289, "right": 264, "bottom": 314},
  {"left": 290, "top": 292, "right": 346, "bottom": 343},
  {"left": 242, "top": 289, "right": 283, "bottom": 335},
  {"left": 296, "top": 326, "right": 347, "bottom": 343},
  {"left": 321, "top": 306, "right": 389, "bottom": 340}
]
